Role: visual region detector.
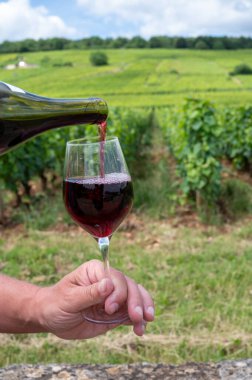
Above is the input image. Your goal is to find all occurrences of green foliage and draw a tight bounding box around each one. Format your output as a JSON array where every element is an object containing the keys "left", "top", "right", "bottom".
[
  {"left": 0, "top": 125, "right": 84, "bottom": 203},
  {"left": 126, "top": 36, "right": 147, "bottom": 48},
  {"left": 133, "top": 158, "right": 176, "bottom": 217},
  {"left": 0, "top": 108, "right": 153, "bottom": 206},
  {"left": 220, "top": 178, "right": 252, "bottom": 220},
  {"left": 162, "top": 99, "right": 223, "bottom": 209},
  {"left": 212, "top": 40, "right": 226, "bottom": 50},
  {"left": 2, "top": 100, "right": 252, "bottom": 221},
  {"left": 230, "top": 63, "right": 252, "bottom": 75},
  {"left": 1, "top": 49, "right": 252, "bottom": 220},
  {"left": 220, "top": 106, "right": 252, "bottom": 172},
  {"left": 174, "top": 37, "right": 188, "bottom": 49},
  {"left": 52, "top": 61, "right": 73, "bottom": 67},
  {"left": 155, "top": 107, "right": 172, "bottom": 143},
  {"left": 194, "top": 39, "right": 210, "bottom": 50},
  {"left": 85, "top": 107, "right": 154, "bottom": 178},
  {"left": 40, "top": 55, "right": 51, "bottom": 66},
  {"left": 90, "top": 51, "right": 108, "bottom": 66},
  {"left": 2, "top": 36, "right": 252, "bottom": 53},
  {"left": 157, "top": 101, "right": 252, "bottom": 218},
  {"left": 108, "top": 108, "right": 153, "bottom": 177}
]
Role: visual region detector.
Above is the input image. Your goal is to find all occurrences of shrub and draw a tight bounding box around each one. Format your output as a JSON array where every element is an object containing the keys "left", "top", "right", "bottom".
[
  {"left": 90, "top": 51, "right": 108, "bottom": 66},
  {"left": 230, "top": 64, "right": 252, "bottom": 75},
  {"left": 40, "top": 56, "right": 51, "bottom": 66},
  {"left": 52, "top": 61, "right": 73, "bottom": 67}
]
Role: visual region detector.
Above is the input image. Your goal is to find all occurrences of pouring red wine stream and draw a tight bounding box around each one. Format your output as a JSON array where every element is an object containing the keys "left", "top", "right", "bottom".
[{"left": 98, "top": 121, "right": 107, "bottom": 178}]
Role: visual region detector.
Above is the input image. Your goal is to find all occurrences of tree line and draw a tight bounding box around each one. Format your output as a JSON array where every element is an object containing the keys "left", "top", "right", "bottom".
[{"left": 1, "top": 35, "right": 252, "bottom": 53}]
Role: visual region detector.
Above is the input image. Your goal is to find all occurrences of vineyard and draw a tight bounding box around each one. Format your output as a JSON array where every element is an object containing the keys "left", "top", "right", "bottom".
[
  {"left": 2, "top": 49, "right": 252, "bottom": 365},
  {"left": 1, "top": 100, "right": 252, "bottom": 223}
]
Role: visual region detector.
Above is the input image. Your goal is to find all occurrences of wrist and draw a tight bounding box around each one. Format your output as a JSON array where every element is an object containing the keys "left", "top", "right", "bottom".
[
  {"left": 32, "top": 286, "right": 52, "bottom": 333},
  {"left": 17, "top": 284, "right": 48, "bottom": 333}
]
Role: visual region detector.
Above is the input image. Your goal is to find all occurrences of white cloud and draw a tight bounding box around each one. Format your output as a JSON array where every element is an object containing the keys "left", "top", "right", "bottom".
[
  {"left": 0, "top": 0, "right": 76, "bottom": 42},
  {"left": 76, "top": 0, "right": 252, "bottom": 37}
]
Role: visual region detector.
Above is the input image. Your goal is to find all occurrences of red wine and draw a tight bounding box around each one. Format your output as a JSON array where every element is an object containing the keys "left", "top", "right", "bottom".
[
  {"left": 0, "top": 81, "right": 108, "bottom": 155},
  {"left": 63, "top": 173, "right": 133, "bottom": 238},
  {"left": 98, "top": 121, "right": 107, "bottom": 143},
  {"left": 98, "top": 121, "right": 107, "bottom": 178}
]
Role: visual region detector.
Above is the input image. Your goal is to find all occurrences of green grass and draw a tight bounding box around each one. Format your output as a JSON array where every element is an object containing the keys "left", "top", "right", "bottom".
[
  {"left": 1, "top": 49, "right": 252, "bottom": 107},
  {"left": 2, "top": 206, "right": 252, "bottom": 365}
]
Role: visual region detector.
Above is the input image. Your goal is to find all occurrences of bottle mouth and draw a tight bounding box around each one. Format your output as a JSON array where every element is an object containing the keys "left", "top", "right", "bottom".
[
  {"left": 67, "top": 135, "right": 118, "bottom": 146},
  {"left": 91, "top": 98, "right": 108, "bottom": 118}
]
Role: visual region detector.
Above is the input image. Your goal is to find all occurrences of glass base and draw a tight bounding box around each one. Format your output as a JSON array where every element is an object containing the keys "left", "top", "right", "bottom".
[{"left": 83, "top": 303, "right": 129, "bottom": 324}]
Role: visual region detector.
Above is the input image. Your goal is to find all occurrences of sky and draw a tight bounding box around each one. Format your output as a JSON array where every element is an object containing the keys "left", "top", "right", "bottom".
[{"left": 0, "top": 0, "right": 252, "bottom": 42}]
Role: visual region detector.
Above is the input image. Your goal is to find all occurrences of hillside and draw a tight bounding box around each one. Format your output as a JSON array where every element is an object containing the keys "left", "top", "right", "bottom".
[{"left": 0, "top": 49, "right": 252, "bottom": 107}]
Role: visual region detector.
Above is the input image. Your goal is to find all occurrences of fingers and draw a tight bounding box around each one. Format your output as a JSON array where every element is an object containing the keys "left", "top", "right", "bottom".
[
  {"left": 61, "top": 259, "right": 155, "bottom": 337},
  {"left": 138, "top": 284, "right": 155, "bottom": 322},
  {"left": 63, "top": 260, "right": 129, "bottom": 315},
  {"left": 125, "top": 277, "right": 144, "bottom": 336},
  {"left": 104, "top": 269, "right": 128, "bottom": 315},
  {"left": 126, "top": 277, "right": 144, "bottom": 323},
  {"left": 125, "top": 277, "right": 154, "bottom": 336}
]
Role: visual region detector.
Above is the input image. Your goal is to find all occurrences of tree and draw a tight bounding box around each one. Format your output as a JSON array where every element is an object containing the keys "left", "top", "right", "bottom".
[
  {"left": 212, "top": 40, "right": 225, "bottom": 50},
  {"left": 194, "top": 39, "right": 210, "bottom": 50},
  {"left": 89, "top": 36, "right": 105, "bottom": 48},
  {"left": 111, "top": 37, "right": 128, "bottom": 48},
  {"left": 149, "top": 36, "right": 165, "bottom": 48},
  {"left": 127, "top": 36, "right": 147, "bottom": 48},
  {"left": 174, "top": 37, "right": 187, "bottom": 49}
]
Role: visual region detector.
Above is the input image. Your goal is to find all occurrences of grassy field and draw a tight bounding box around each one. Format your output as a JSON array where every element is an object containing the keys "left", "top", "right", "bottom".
[
  {"left": 2, "top": 201, "right": 252, "bottom": 366},
  {"left": 0, "top": 49, "right": 252, "bottom": 107}
]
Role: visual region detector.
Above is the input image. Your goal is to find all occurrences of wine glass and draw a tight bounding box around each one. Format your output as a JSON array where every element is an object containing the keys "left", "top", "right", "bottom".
[{"left": 63, "top": 136, "right": 134, "bottom": 324}]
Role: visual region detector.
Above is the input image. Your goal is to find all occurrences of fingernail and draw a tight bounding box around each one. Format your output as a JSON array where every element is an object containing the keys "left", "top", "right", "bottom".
[
  {"left": 109, "top": 302, "right": 119, "bottom": 314},
  {"left": 134, "top": 321, "right": 146, "bottom": 336},
  {"left": 147, "top": 306, "right": 155, "bottom": 318},
  {"left": 98, "top": 278, "right": 108, "bottom": 295},
  {"left": 135, "top": 306, "right": 143, "bottom": 318}
]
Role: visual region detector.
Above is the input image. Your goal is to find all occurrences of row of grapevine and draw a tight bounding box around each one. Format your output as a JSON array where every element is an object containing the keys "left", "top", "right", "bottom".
[
  {"left": 220, "top": 106, "right": 252, "bottom": 173},
  {"left": 1, "top": 100, "right": 251, "bottom": 220},
  {"left": 156, "top": 100, "right": 252, "bottom": 212},
  {"left": 0, "top": 107, "right": 154, "bottom": 207}
]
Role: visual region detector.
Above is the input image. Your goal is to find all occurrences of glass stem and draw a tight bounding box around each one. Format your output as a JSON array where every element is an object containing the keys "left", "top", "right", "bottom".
[{"left": 98, "top": 237, "right": 110, "bottom": 277}]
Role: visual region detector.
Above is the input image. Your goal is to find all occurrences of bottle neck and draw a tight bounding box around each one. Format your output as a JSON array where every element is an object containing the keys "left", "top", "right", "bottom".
[{"left": 2, "top": 91, "right": 108, "bottom": 121}]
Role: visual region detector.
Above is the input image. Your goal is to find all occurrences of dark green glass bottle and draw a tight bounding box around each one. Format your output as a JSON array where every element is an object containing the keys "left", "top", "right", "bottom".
[{"left": 0, "top": 81, "right": 108, "bottom": 155}]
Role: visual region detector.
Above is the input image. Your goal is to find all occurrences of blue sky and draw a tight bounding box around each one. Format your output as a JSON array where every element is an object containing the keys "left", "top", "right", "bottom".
[{"left": 0, "top": 0, "right": 252, "bottom": 42}]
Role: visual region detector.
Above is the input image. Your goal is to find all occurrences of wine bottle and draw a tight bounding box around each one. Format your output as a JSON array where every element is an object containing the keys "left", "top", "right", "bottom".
[{"left": 0, "top": 81, "right": 108, "bottom": 155}]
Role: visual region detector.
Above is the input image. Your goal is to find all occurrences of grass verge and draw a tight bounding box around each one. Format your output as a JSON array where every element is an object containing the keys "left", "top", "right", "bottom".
[{"left": 2, "top": 213, "right": 252, "bottom": 365}]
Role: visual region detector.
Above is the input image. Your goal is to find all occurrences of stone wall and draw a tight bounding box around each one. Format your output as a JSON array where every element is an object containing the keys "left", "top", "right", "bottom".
[{"left": 1, "top": 360, "right": 252, "bottom": 379}]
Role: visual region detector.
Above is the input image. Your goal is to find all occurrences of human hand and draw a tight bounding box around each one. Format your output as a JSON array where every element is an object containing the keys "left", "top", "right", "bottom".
[{"left": 34, "top": 260, "right": 154, "bottom": 340}]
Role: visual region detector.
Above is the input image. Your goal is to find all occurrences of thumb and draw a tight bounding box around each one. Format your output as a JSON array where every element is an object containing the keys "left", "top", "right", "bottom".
[{"left": 71, "top": 278, "right": 114, "bottom": 312}]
